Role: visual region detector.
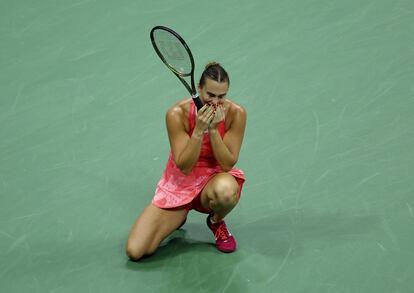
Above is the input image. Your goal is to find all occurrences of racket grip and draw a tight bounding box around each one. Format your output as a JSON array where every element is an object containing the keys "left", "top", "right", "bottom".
[{"left": 192, "top": 94, "right": 204, "bottom": 111}]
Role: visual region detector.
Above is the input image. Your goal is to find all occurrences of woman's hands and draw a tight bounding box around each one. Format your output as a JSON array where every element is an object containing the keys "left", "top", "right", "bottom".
[
  {"left": 208, "top": 103, "right": 225, "bottom": 130},
  {"left": 194, "top": 104, "right": 215, "bottom": 134},
  {"left": 194, "top": 103, "right": 225, "bottom": 135}
]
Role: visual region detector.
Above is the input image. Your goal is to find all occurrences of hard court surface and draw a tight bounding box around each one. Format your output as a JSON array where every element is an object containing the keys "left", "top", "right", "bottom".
[{"left": 1, "top": 0, "right": 413, "bottom": 292}]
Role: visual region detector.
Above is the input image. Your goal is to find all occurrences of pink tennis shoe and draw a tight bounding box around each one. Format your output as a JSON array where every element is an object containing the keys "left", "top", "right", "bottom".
[{"left": 206, "top": 214, "right": 237, "bottom": 253}]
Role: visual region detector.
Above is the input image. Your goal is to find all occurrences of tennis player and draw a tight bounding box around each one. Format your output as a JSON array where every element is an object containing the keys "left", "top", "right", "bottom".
[{"left": 126, "top": 62, "right": 246, "bottom": 260}]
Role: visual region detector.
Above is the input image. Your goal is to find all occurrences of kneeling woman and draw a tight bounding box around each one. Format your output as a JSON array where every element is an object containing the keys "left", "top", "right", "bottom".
[{"left": 126, "top": 62, "right": 246, "bottom": 260}]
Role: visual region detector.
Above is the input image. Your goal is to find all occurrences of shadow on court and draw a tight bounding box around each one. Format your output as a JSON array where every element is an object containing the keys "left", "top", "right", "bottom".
[
  {"left": 125, "top": 225, "right": 218, "bottom": 268},
  {"left": 125, "top": 209, "right": 382, "bottom": 268}
]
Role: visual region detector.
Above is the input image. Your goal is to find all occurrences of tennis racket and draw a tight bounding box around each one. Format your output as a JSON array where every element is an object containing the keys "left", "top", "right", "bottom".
[{"left": 150, "top": 26, "right": 204, "bottom": 110}]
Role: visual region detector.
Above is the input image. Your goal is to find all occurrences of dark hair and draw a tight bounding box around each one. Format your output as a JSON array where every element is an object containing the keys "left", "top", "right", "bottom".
[{"left": 199, "top": 62, "right": 230, "bottom": 87}]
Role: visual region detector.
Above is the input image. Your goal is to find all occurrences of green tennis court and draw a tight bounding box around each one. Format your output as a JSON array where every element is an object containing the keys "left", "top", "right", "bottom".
[{"left": 1, "top": 0, "right": 413, "bottom": 292}]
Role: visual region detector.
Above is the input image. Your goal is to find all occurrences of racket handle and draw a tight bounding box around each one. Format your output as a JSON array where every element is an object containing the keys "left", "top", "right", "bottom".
[{"left": 192, "top": 94, "right": 204, "bottom": 111}]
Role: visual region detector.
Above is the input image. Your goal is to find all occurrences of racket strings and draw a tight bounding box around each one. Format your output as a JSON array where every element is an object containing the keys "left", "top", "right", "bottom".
[{"left": 153, "top": 30, "right": 192, "bottom": 75}]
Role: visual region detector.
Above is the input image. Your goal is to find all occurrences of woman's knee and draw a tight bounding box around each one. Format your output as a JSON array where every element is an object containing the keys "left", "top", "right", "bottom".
[
  {"left": 212, "top": 176, "right": 239, "bottom": 206},
  {"left": 126, "top": 244, "right": 146, "bottom": 261},
  {"left": 126, "top": 243, "right": 158, "bottom": 261}
]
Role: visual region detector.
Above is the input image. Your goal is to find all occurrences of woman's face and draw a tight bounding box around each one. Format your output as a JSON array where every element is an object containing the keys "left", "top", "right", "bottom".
[{"left": 198, "top": 78, "right": 229, "bottom": 107}]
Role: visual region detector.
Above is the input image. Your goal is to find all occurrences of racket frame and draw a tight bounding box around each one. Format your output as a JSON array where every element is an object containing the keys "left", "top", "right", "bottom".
[{"left": 150, "top": 26, "right": 203, "bottom": 110}]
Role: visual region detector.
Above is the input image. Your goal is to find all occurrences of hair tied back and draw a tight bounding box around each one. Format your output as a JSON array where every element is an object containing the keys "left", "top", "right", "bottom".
[{"left": 205, "top": 61, "right": 220, "bottom": 69}]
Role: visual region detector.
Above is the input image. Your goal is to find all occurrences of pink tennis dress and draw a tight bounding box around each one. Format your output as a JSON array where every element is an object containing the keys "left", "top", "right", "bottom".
[{"left": 152, "top": 100, "right": 245, "bottom": 213}]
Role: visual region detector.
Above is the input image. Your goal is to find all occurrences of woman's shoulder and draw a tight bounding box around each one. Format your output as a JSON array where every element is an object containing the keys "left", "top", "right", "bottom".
[
  {"left": 166, "top": 98, "right": 192, "bottom": 116},
  {"left": 225, "top": 99, "right": 246, "bottom": 120},
  {"left": 224, "top": 98, "right": 246, "bottom": 130},
  {"left": 165, "top": 98, "right": 192, "bottom": 131}
]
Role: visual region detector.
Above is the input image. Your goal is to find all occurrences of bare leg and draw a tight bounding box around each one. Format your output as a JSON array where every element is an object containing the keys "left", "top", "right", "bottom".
[
  {"left": 126, "top": 203, "right": 188, "bottom": 261},
  {"left": 200, "top": 172, "right": 239, "bottom": 222}
]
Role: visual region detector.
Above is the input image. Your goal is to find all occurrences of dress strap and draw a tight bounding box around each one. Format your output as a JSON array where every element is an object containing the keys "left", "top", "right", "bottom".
[
  {"left": 218, "top": 115, "right": 225, "bottom": 137},
  {"left": 189, "top": 99, "right": 196, "bottom": 135}
]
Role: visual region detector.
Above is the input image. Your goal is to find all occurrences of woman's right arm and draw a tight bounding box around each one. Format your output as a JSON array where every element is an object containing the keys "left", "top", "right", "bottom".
[{"left": 166, "top": 104, "right": 214, "bottom": 175}]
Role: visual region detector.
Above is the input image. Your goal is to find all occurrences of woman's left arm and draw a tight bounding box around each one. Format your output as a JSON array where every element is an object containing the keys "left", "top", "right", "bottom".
[{"left": 209, "top": 105, "right": 246, "bottom": 171}]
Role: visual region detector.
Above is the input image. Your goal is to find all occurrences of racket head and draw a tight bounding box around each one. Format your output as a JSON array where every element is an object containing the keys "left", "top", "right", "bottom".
[{"left": 150, "top": 26, "right": 195, "bottom": 78}]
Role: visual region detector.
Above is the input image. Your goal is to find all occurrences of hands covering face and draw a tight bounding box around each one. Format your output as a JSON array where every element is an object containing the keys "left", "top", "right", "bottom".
[
  {"left": 207, "top": 103, "right": 225, "bottom": 130},
  {"left": 195, "top": 103, "right": 225, "bottom": 133}
]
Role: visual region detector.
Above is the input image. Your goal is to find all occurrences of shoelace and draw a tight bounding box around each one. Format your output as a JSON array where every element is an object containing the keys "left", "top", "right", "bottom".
[{"left": 214, "top": 223, "right": 231, "bottom": 241}]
